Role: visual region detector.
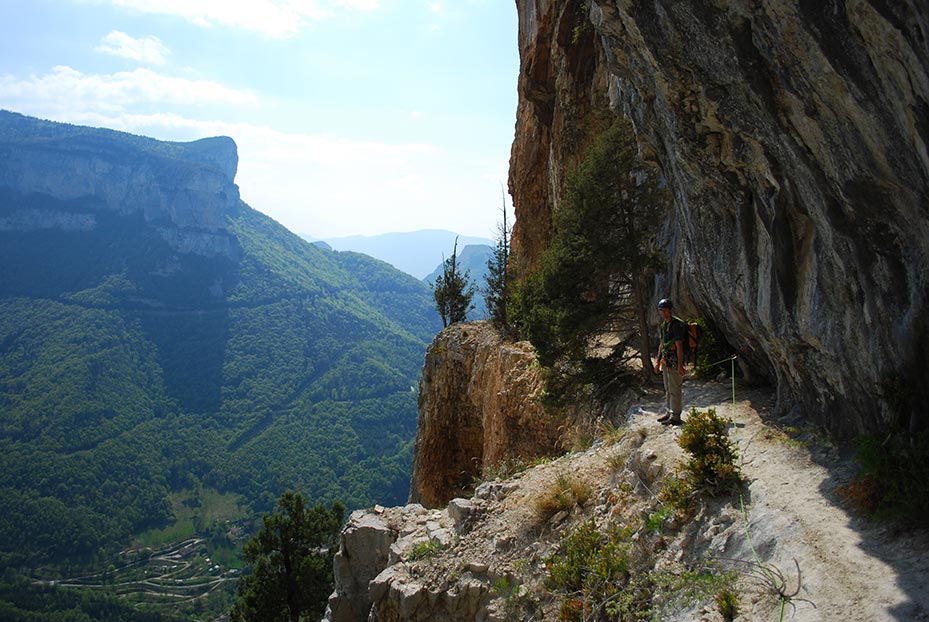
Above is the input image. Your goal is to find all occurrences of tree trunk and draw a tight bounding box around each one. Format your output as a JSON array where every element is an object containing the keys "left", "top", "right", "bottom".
[{"left": 633, "top": 273, "right": 653, "bottom": 384}]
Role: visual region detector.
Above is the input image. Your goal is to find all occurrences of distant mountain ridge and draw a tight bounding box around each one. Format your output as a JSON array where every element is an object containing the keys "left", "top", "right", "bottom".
[
  {"left": 0, "top": 109, "right": 240, "bottom": 259},
  {"left": 0, "top": 111, "right": 442, "bottom": 619},
  {"left": 304, "top": 229, "right": 493, "bottom": 279}
]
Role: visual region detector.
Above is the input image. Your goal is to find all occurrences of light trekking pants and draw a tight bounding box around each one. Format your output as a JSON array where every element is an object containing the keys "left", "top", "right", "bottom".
[{"left": 663, "top": 366, "right": 683, "bottom": 417}]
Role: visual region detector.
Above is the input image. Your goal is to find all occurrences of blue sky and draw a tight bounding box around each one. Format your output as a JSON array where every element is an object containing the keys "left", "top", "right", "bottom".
[{"left": 0, "top": 0, "right": 518, "bottom": 238}]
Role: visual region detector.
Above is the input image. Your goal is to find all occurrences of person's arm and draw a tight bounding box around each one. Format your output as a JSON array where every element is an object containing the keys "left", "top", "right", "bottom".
[{"left": 654, "top": 330, "right": 664, "bottom": 374}]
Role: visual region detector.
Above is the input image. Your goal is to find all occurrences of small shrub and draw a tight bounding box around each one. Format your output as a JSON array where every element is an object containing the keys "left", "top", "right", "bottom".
[
  {"left": 678, "top": 408, "right": 743, "bottom": 495},
  {"left": 649, "top": 564, "right": 739, "bottom": 618},
  {"left": 547, "top": 521, "right": 738, "bottom": 621},
  {"left": 600, "top": 419, "right": 627, "bottom": 446},
  {"left": 491, "top": 576, "right": 513, "bottom": 596},
  {"left": 535, "top": 474, "right": 591, "bottom": 521},
  {"left": 536, "top": 490, "right": 573, "bottom": 522},
  {"left": 658, "top": 474, "right": 695, "bottom": 514},
  {"left": 716, "top": 589, "right": 739, "bottom": 622},
  {"left": 840, "top": 430, "right": 929, "bottom": 523},
  {"left": 645, "top": 506, "right": 674, "bottom": 532},
  {"left": 406, "top": 539, "right": 443, "bottom": 561},
  {"left": 545, "top": 520, "right": 637, "bottom": 621},
  {"left": 608, "top": 449, "right": 628, "bottom": 471},
  {"left": 570, "top": 478, "right": 593, "bottom": 505},
  {"left": 491, "top": 576, "right": 538, "bottom": 617}
]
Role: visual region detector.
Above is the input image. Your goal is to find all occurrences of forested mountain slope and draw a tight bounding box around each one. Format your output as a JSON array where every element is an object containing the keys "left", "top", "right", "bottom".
[{"left": 0, "top": 111, "right": 442, "bottom": 574}]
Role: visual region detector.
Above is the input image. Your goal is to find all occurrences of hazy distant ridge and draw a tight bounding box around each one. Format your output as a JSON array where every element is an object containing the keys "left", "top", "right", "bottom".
[{"left": 303, "top": 229, "right": 493, "bottom": 279}]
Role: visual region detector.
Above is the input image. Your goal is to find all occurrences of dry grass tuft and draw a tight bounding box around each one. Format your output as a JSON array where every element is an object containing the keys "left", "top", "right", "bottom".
[{"left": 535, "top": 473, "right": 592, "bottom": 522}]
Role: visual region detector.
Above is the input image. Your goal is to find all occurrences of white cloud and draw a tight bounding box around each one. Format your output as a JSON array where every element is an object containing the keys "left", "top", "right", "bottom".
[
  {"left": 429, "top": 2, "right": 442, "bottom": 12},
  {"left": 336, "top": 0, "right": 380, "bottom": 9},
  {"left": 104, "top": 0, "right": 379, "bottom": 38},
  {"left": 0, "top": 66, "right": 258, "bottom": 113},
  {"left": 0, "top": 61, "right": 503, "bottom": 238},
  {"left": 96, "top": 112, "right": 497, "bottom": 239},
  {"left": 95, "top": 30, "right": 170, "bottom": 65}
]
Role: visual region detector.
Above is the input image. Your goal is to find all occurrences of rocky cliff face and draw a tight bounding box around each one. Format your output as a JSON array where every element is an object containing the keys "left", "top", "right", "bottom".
[
  {"left": 325, "top": 382, "right": 929, "bottom": 621},
  {"left": 508, "top": 1, "right": 929, "bottom": 438},
  {"left": 409, "top": 322, "right": 562, "bottom": 508},
  {"left": 0, "top": 110, "right": 241, "bottom": 258}
]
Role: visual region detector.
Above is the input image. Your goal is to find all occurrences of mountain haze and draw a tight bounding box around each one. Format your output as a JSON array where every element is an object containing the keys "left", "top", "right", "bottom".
[{"left": 308, "top": 230, "right": 494, "bottom": 279}]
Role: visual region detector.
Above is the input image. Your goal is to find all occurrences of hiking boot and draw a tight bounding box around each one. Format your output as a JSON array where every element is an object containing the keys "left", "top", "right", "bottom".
[
  {"left": 662, "top": 417, "right": 684, "bottom": 426},
  {"left": 657, "top": 413, "right": 670, "bottom": 422}
]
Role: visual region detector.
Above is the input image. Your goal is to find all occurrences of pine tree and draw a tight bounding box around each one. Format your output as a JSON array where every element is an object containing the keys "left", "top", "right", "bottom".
[
  {"left": 519, "top": 118, "right": 666, "bottom": 383},
  {"left": 484, "top": 191, "right": 512, "bottom": 335},
  {"left": 230, "top": 492, "right": 345, "bottom": 622},
  {"left": 433, "top": 237, "right": 475, "bottom": 328}
]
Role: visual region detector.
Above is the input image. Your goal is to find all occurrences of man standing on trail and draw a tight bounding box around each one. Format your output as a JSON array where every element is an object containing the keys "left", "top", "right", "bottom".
[{"left": 654, "top": 298, "right": 686, "bottom": 425}]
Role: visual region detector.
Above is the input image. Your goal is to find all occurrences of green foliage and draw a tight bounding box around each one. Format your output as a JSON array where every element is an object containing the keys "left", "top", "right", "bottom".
[
  {"left": 491, "top": 576, "right": 538, "bottom": 619},
  {"left": 513, "top": 118, "right": 666, "bottom": 391},
  {"left": 406, "top": 540, "right": 443, "bottom": 562},
  {"left": 0, "top": 113, "right": 446, "bottom": 622},
  {"left": 432, "top": 237, "right": 475, "bottom": 327},
  {"left": 650, "top": 564, "right": 739, "bottom": 619},
  {"left": 658, "top": 474, "right": 696, "bottom": 515},
  {"left": 645, "top": 506, "right": 675, "bottom": 532},
  {"left": 716, "top": 588, "right": 739, "bottom": 622},
  {"left": 691, "top": 318, "right": 732, "bottom": 377},
  {"left": 484, "top": 199, "right": 513, "bottom": 336},
  {"left": 0, "top": 565, "right": 188, "bottom": 622},
  {"left": 230, "top": 493, "right": 344, "bottom": 622},
  {"left": 544, "top": 519, "right": 656, "bottom": 621},
  {"left": 545, "top": 518, "right": 738, "bottom": 621},
  {"left": 678, "top": 408, "right": 743, "bottom": 496},
  {"left": 838, "top": 430, "right": 929, "bottom": 524},
  {"left": 0, "top": 183, "right": 440, "bottom": 620}
]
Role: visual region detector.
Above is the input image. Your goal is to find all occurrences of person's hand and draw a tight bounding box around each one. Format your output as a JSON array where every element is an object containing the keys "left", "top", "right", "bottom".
[
  {"left": 654, "top": 364, "right": 661, "bottom": 375},
  {"left": 677, "top": 365, "right": 685, "bottom": 378}
]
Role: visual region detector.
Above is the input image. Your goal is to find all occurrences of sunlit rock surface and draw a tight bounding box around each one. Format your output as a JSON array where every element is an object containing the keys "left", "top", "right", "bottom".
[{"left": 410, "top": 322, "right": 561, "bottom": 508}]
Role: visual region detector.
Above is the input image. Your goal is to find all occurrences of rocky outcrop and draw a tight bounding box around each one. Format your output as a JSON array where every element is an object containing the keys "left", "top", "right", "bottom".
[
  {"left": 323, "top": 503, "right": 462, "bottom": 622},
  {"left": 508, "top": 1, "right": 929, "bottom": 438},
  {"left": 325, "top": 383, "right": 929, "bottom": 622},
  {"left": 324, "top": 484, "right": 529, "bottom": 622},
  {"left": 409, "top": 322, "right": 562, "bottom": 508},
  {"left": 0, "top": 110, "right": 240, "bottom": 258}
]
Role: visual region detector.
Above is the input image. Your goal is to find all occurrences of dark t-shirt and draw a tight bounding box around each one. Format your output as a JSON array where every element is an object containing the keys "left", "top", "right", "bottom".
[{"left": 660, "top": 318, "right": 686, "bottom": 361}]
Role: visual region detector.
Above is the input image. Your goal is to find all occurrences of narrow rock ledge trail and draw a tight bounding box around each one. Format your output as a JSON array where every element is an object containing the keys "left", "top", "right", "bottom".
[{"left": 326, "top": 379, "right": 929, "bottom": 622}]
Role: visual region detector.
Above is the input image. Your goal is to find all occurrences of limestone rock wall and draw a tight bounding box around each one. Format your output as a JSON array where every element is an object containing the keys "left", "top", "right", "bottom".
[
  {"left": 508, "top": 0, "right": 929, "bottom": 437},
  {"left": 0, "top": 111, "right": 240, "bottom": 258},
  {"left": 409, "top": 322, "right": 561, "bottom": 508},
  {"left": 508, "top": 0, "right": 613, "bottom": 273},
  {"left": 324, "top": 486, "right": 521, "bottom": 622}
]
